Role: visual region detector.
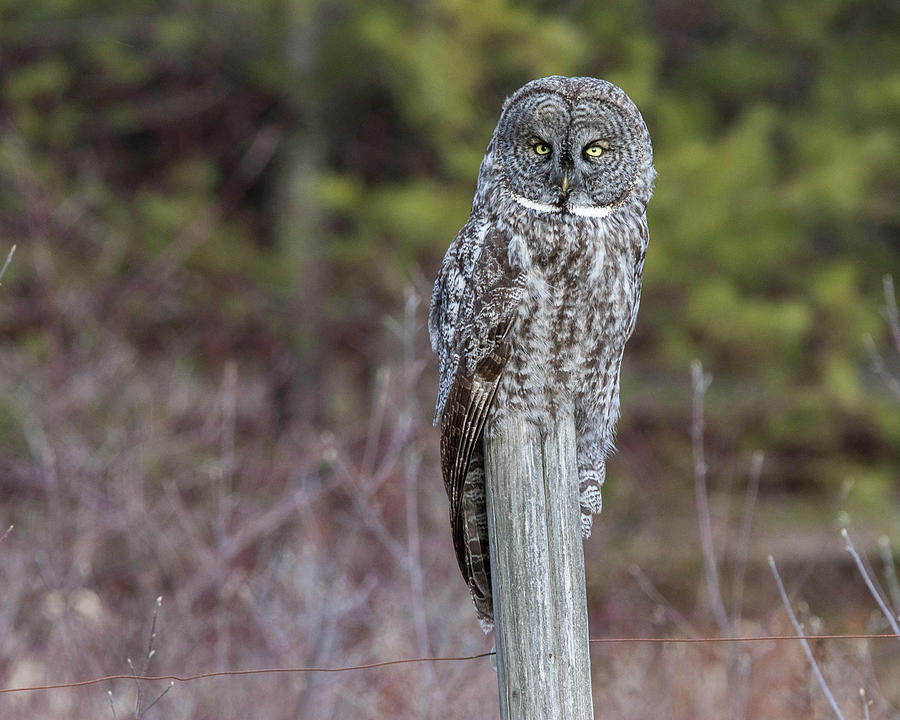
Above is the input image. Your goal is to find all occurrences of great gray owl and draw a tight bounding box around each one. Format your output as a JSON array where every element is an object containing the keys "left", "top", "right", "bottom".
[{"left": 429, "top": 76, "right": 655, "bottom": 628}]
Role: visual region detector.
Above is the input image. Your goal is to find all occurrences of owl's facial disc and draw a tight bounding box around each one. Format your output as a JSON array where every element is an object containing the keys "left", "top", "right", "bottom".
[{"left": 498, "top": 91, "right": 643, "bottom": 217}]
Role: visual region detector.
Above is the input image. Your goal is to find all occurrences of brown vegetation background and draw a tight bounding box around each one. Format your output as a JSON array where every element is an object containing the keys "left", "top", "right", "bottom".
[{"left": 1, "top": 0, "right": 899, "bottom": 717}]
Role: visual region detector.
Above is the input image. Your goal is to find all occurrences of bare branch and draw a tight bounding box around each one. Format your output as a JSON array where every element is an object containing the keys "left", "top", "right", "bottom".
[
  {"left": 0, "top": 245, "right": 16, "bottom": 284},
  {"left": 864, "top": 337, "right": 900, "bottom": 402},
  {"left": 360, "top": 367, "right": 391, "bottom": 481},
  {"left": 399, "top": 288, "right": 435, "bottom": 688},
  {"left": 859, "top": 688, "right": 871, "bottom": 720},
  {"left": 731, "top": 451, "right": 763, "bottom": 625},
  {"left": 107, "top": 690, "right": 120, "bottom": 720},
  {"left": 728, "top": 652, "right": 752, "bottom": 720},
  {"left": 628, "top": 564, "right": 698, "bottom": 640},
  {"left": 882, "top": 275, "right": 900, "bottom": 356},
  {"left": 842, "top": 529, "right": 900, "bottom": 635},
  {"left": 135, "top": 596, "right": 163, "bottom": 717},
  {"left": 216, "top": 364, "right": 236, "bottom": 676},
  {"left": 878, "top": 535, "right": 900, "bottom": 619},
  {"left": 143, "top": 597, "right": 162, "bottom": 673},
  {"left": 125, "top": 657, "right": 139, "bottom": 718},
  {"left": 691, "top": 361, "right": 731, "bottom": 636},
  {"left": 141, "top": 681, "right": 174, "bottom": 718},
  {"left": 866, "top": 275, "right": 900, "bottom": 401},
  {"left": 768, "top": 555, "right": 846, "bottom": 720}
]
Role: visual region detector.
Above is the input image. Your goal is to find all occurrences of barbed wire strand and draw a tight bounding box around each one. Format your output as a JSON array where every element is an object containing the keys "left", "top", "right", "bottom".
[{"left": 1, "top": 633, "right": 897, "bottom": 696}]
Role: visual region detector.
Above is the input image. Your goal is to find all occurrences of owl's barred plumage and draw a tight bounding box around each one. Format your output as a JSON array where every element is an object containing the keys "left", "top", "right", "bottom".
[{"left": 429, "top": 76, "right": 655, "bottom": 628}]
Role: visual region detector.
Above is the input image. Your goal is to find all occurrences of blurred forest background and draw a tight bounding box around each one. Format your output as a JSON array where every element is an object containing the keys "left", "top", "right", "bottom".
[{"left": 1, "top": 0, "right": 899, "bottom": 717}]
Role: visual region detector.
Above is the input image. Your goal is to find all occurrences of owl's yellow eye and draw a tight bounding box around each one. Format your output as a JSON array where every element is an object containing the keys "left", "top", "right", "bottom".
[
  {"left": 584, "top": 140, "right": 610, "bottom": 158},
  {"left": 533, "top": 142, "right": 551, "bottom": 156}
]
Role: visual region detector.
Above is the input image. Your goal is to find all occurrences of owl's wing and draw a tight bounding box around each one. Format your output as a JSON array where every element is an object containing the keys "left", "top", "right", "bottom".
[
  {"left": 429, "top": 217, "right": 526, "bottom": 610},
  {"left": 625, "top": 215, "right": 650, "bottom": 340},
  {"left": 438, "top": 332, "right": 511, "bottom": 599}
]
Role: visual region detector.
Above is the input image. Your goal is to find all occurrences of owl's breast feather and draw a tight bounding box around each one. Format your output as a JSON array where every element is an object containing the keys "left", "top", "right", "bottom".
[{"left": 491, "top": 217, "right": 638, "bottom": 424}]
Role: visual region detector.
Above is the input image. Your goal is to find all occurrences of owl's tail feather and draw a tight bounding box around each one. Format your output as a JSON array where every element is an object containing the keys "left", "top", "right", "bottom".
[{"left": 461, "top": 445, "right": 494, "bottom": 630}]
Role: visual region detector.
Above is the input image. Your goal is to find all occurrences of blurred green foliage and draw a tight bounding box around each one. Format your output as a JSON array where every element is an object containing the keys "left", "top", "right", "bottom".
[{"left": 1, "top": 0, "right": 898, "bottom": 494}]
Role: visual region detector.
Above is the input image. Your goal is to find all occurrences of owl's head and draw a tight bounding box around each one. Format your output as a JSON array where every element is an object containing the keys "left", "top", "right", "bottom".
[{"left": 490, "top": 76, "right": 654, "bottom": 218}]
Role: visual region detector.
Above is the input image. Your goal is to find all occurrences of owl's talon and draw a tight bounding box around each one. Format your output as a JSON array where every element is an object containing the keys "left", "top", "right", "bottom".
[{"left": 580, "top": 511, "right": 594, "bottom": 538}]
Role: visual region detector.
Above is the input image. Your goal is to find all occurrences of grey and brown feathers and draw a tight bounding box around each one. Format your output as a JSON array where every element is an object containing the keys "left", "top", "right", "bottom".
[
  {"left": 430, "top": 76, "right": 655, "bottom": 627},
  {"left": 430, "top": 222, "right": 526, "bottom": 621}
]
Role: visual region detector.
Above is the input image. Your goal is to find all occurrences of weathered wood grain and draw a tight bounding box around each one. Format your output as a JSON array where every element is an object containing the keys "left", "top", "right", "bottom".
[{"left": 484, "top": 413, "right": 593, "bottom": 720}]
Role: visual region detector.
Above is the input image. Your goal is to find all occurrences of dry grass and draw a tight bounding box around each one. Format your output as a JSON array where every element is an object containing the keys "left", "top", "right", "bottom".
[{"left": 1, "top": 264, "right": 899, "bottom": 718}]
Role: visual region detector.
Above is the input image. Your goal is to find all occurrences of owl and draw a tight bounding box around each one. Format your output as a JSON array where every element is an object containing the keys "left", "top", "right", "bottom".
[{"left": 429, "top": 76, "right": 655, "bottom": 628}]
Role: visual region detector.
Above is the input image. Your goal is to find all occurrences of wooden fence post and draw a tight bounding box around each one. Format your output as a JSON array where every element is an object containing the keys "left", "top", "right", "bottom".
[{"left": 483, "top": 412, "right": 594, "bottom": 720}]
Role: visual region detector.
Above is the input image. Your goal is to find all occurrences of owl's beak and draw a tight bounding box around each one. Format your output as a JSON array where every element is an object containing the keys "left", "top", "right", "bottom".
[{"left": 561, "top": 172, "right": 570, "bottom": 194}]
